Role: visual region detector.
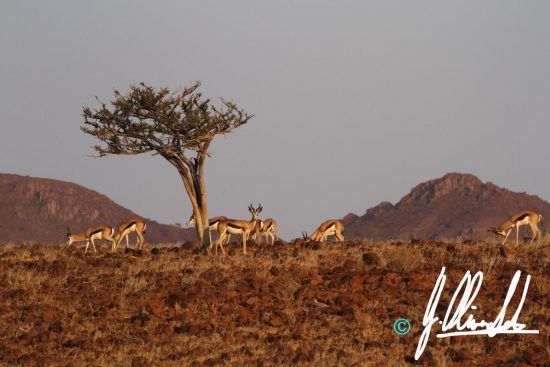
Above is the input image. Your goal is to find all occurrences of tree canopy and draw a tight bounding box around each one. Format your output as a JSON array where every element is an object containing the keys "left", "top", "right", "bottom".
[{"left": 82, "top": 81, "right": 253, "bottom": 160}]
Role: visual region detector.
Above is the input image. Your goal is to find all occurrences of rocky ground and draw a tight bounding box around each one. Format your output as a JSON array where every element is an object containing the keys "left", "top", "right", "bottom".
[{"left": 0, "top": 239, "right": 548, "bottom": 366}]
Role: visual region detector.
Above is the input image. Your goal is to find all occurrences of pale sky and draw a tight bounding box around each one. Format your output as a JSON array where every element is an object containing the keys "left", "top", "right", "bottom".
[{"left": 1, "top": 1, "right": 549, "bottom": 238}]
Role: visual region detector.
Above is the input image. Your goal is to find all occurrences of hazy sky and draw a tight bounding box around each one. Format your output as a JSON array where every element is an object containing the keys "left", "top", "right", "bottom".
[{"left": 1, "top": 1, "right": 549, "bottom": 238}]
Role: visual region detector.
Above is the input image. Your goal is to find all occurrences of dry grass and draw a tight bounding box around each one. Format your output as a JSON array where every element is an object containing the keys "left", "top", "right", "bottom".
[
  {"left": 0, "top": 240, "right": 548, "bottom": 366},
  {"left": 380, "top": 246, "right": 424, "bottom": 273}
]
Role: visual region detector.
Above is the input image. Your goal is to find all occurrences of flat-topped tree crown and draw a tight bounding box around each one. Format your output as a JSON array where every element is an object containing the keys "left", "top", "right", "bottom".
[
  {"left": 82, "top": 82, "right": 251, "bottom": 157},
  {"left": 81, "top": 81, "right": 253, "bottom": 250}
]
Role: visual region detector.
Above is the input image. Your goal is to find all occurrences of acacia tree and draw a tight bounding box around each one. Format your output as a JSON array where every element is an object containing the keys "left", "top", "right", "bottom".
[{"left": 81, "top": 82, "right": 253, "bottom": 251}]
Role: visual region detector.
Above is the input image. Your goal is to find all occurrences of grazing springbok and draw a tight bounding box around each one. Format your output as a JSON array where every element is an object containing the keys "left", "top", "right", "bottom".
[
  {"left": 113, "top": 219, "right": 147, "bottom": 250},
  {"left": 254, "top": 218, "right": 280, "bottom": 245},
  {"left": 215, "top": 204, "right": 262, "bottom": 255},
  {"left": 489, "top": 210, "right": 543, "bottom": 246},
  {"left": 303, "top": 219, "right": 344, "bottom": 242},
  {"left": 187, "top": 214, "right": 230, "bottom": 244},
  {"left": 66, "top": 226, "right": 115, "bottom": 253}
]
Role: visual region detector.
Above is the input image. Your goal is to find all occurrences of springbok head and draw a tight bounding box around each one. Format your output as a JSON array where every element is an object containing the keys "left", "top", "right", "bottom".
[
  {"left": 248, "top": 203, "right": 263, "bottom": 219},
  {"left": 487, "top": 227, "right": 506, "bottom": 236},
  {"left": 66, "top": 226, "right": 74, "bottom": 246}
]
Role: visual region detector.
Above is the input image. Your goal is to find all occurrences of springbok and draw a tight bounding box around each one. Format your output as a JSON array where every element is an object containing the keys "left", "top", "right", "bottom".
[
  {"left": 66, "top": 226, "right": 115, "bottom": 253},
  {"left": 215, "top": 204, "right": 262, "bottom": 255},
  {"left": 254, "top": 218, "right": 280, "bottom": 245},
  {"left": 113, "top": 219, "right": 147, "bottom": 250},
  {"left": 187, "top": 214, "right": 230, "bottom": 244},
  {"left": 303, "top": 219, "right": 344, "bottom": 242},
  {"left": 489, "top": 210, "right": 543, "bottom": 246}
]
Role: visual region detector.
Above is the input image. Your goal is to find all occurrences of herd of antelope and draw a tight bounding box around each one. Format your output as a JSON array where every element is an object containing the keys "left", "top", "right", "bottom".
[
  {"left": 185, "top": 204, "right": 344, "bottom": 255},
  {"left": 66, "top": 219, "right": 147, "bottom": 253},
  {"left": 66, "top": 207, "right": 543, "bottom": 255}
]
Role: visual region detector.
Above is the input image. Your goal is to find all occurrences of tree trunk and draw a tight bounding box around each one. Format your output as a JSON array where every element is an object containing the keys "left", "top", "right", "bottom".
[
  {"left": 191, "top": 182, "right": 211, "bottom": 253},
  {"left": 203, "top": 227, "right": 212, "bottom": 250},
  {"left": 195, "top": 203, "right": 211, "bottom": 253},
  {"left": 191, "top": 205, "right": 211, "bottom": 253},
  {"left": 194, "top": 211, "right": 205, "bottom": 249},
  {"left": 175, "top": 170, "right": 206, "bottom": 250},
  {"left": 194, "top": 209, "right": 211, "bottom": 252},
  {"left": 171, "top": 156, "right": 211, "bottom": 253},
  {"left": 193, "top": 166, "right": 211, "bottom": 253}
]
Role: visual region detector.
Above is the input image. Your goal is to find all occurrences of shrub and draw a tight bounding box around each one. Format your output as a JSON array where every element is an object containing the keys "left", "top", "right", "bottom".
[{"left": 381, "top": 246, "right": 424, "bottom": 273}]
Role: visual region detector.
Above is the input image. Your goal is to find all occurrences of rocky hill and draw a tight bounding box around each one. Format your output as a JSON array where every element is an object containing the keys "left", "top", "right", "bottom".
[
  {"left": 0, "top": 173, "right": 195, "bottom": 244},
  {"left": 343, "top": 173, "right": 549, "bottom": 241}
]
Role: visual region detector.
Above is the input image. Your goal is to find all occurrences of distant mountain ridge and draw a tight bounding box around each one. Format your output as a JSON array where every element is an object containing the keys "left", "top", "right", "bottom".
[
  {"left": 0, "top": 173, "right": 195, "bottom": 244},
  {"left": 2, "top": 172, "right": 548, "bottom": 244},
  {"left": 343, "top": 173, "right": 550, "bottom": 241}
]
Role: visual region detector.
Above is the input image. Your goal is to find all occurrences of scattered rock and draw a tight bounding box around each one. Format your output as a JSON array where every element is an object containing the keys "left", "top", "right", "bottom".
[
  {"left": 309, "top": 274, "right": 324, "bottom": 286},
  {"left": 173, "top": 324, "right": 190, "bottom": 334},
  {"left": 349, "top": 275, "right": 364, "bottom": 291},
  {"left": 62, "top": 337, "right": 87, "bottom": 349},
  {"left": 124, "top": 248, "right": 143, "bottom": 256},
  {"left": 362, "top": 252, "right": 386, "bottom": 267},
  {"left": 165, "top": 291, "right": 187, "bottom": 307},
  {"left": 48, "top": 320, "right": 63, "bottom": 333},
  {"left": 131, "top": 356, "right": 148, "bottom": 367},
  {"left": 500, "top": 246, "right": 517, "bottom": 257}
]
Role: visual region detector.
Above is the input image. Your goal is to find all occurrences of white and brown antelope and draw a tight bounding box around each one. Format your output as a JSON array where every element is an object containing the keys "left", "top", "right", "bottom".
[
  {"left": 66, "top": 225, "right": 115, "bottom": 253},
  {"left": 254, "top": 218, "right": 280, "bottom": 245},
  {"left": 303, "top": 219, "right": 344, "bottom": 242},
  {"left": 215, "top": 204, "right": 262, "bottom": 255},
  {"left": 113, "top": 219, "right": 147, "bottom": 250},
  {"left": 187, "top": 214, "right": 231, "bottom": 244},
  {"left": 489, "top": 210, "right": 543, "bottom": 246}
]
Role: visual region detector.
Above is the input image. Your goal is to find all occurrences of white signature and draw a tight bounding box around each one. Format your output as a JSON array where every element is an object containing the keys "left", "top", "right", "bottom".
[{"left": 415, "top": 267, "right": 539, "bottom": 360}]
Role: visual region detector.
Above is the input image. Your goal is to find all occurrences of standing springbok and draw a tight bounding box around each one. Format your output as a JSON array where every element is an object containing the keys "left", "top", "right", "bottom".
[
  {"left": 215, "top": 204, "right": 262, "bottom": 255},
  {"left": 303, "top": 219, "right": 344, "bottom": 242},
  {"left": 489, "top": 210, "right": 543, "bottom": 246},
  {"left": 113, "top": 219, "right": 147, "bottom": 250},
  {"left": 66, "top": 225, "right": 115, "bottom": 253},
  {"left": 187, "top": 214, "right": 230, "bottom": 244},
  {"left": 254, "top": 218, "right": 280, "bottom": 245}
]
